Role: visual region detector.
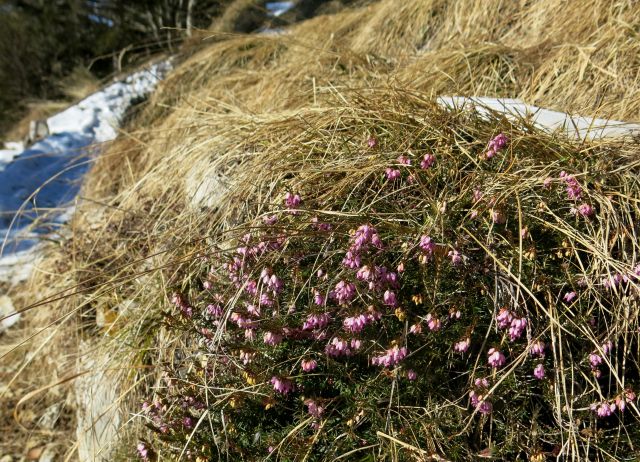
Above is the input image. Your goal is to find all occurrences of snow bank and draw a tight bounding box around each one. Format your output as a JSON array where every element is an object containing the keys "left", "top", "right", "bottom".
[
  {"left": 265, "top": 1, "right": 294, "bottom": 17},
  {"left": 438, "top": 96, "right": 640, "bottom": 140},
  {"left": 0, "top": 60, "right": 172, "bottom": 283}
]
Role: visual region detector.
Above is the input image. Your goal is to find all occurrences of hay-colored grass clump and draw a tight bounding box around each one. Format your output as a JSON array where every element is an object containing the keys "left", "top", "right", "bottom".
[{"left": 6, "top": 0, "right": 640, "bottom": 460}]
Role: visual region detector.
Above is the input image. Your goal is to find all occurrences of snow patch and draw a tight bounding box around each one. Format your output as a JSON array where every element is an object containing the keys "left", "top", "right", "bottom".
[
  {"left": 0, "top": 60, "right": 172, "bottom": 284},
  {"left": 266, "top": 1, "right": 294, "bottom": 17},
  {"left": 438, "top": 96, "right": 640, "bottom": 140},
  {"left": 0, "top": 295, "right": 20, "bottom": 333}
]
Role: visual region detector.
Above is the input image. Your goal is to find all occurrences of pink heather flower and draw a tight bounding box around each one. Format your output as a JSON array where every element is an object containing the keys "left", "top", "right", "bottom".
[
  {"left": 543, "top": 177, "right": 553, "bottom": 188},
  {"left": 603, "top": 273, "right": 624, "bottom": 289},
  {"left": 487, "top": 348, "right": 506, "bottom": 368},
  {"left": 332, "top": 280, "right": 356, "bottom": 305},
  {"left": 367, "top": 137, "right": 377, "bottom": 148},
  {"left": 472, "top": 189, "right": 483, "bottom": 202},
  {"left": 207, "top": 304, "right": 223, "bottom": 318},
  {"left": 367, "top": 305, "right": 382, "bottom": 321},
  {"left": 245, "top": 279, "right": 258, "bottom": 295},
  {"left": 239, "top": 350, "right": 255, "bottom": 365},
  {"left": 311, "top": 216, "right": 332, "bottom": 231},
  {"left": 406, "top": 369, "right": 417, "bottom": 381},
  {"left": 259, "top": 293, "right": 273, "bottom": 307},
  {"left": 385, "top": 168, "right": 401, "bottom": 180},
  {"left": 469, "top": 390, "right": 492, "bottom": 415},
  {"left": 563, "top": 291, "right": 577, "bottom": 303},
  {"left": 533, "top": 363, "right": 545, "bottom": 380},
  {"left": 409, "top": 323, "right": 422, "bottom": 335},
  {"left": 313, "top": 290, "right": 326, "bottom": 306},
  {"left": 426, "top": 313, "right": 441, "bottom": 331},
  {"left": 137, "top": 442, "right": 150, "bottom": 460},
  {"left": 589, "top": 353, "right": 603, "bottom": 368},
  {"left": 351, "top": 224, "right": 382, "bottom": 251},
  {"left": 594, "top": 401, "right": 615, "bottom": 418},
  {"left": 302, "top": 312, "right": 331, "bottom": 330},
  {"left": 484, "top": 133, "right": 508, "bottom": 159},
  {"left": 305, "top": 399, "right": 324, "bottom": 418},
  {"left": 626, "top": 389, "right": 636, "bottom": 401},
  {"left": 356, "top": 265, "right": 371, "bottom": 281},
  {"left": 381, "top": 268, "right": 399, "bottom": 287},
  {"left": 397, "top": 262, "right": 405, "bottom": 273},
  {"left": 371, "top": 345, "right": 408, "bottom": 367},
  {"left": 183, "top": 416, "right": 194, "bottom": 429},
  {"left": 325, "top": 336, "right": 352, "bottom": 357},
  {"left": 449, "top": 308, "right": 462, "bottom": 320},
  {"left": 577, "top": 203, "right": 594, "bottom": 217},
  {"left": 263, "top": 331, "right": 283, "bottom": 346},
  {"left": 245, "top": 329, "right": 256, "bottom": 341},
  {"left": 343, "top": 314, "right": 368, "bottom": 333},
  {"left": 266, "top": 274, "right": 284, "bottom": 294},
  {"left": 419, "top": 235, "right": 435, "bottom": 254},
  {"left": 453, "top": 337, "right": 471, "bottom": 353},
  {"left": 246, "top": 303, "right": 260, "bottom": 317},
  {"left": 496, "top": 308, "right": 513, "bottom": 329},
  {"left": 383, "top": 290, "right": 398, "bottom": 307},
  {"left": 602, "top": 340, "right": 613, "bottom": 355},
  {"left": 529, "top": 340, "right": 545, "bottom": 357},
  {"left": 470, "top": 210, "right": 479, "bottom": 219},
  {"left": 301, "top": 359, "right": 318, "bottom": 372},
  {"left": 203, "top": 280, "right": 213, "bottom": 290},
  {"left": 397, "top": 155, "right": 411, "bottom": 165},
  {"left": 560, "top": 172, "right": 582, "bottom": 200},
  {"left": 474, "top": 377, "right": 489, "bottom": 388},
  {"left": 263, "top": 214, "right": 278, "bottom": 225},
  {"left": 271, "top": 376, "right": 295, "bottom": 394},
  {"left": 284, "top": 192, "right": 301, "bottom": 208},
  {"left": 351, "top": 338, "right": 362, "bottom": 350},
  {"left": 420, "top": 153, "right": 435, "bottom": 169},
  {"left": 491, "top": 209, "right": 506, "bottom": 224},
  {"left": 448, "top": 249, "right": 463, "bottom": 266},
  {"left": 342, "top": 250, "right": 361, "bottom": 269},
  {"left": 508, "top": 316, "right": 527, "bottom": 341}
]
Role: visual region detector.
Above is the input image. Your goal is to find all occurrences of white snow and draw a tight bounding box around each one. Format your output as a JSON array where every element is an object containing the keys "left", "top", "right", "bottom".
[
  {"left": 0, "top": 60, "right": 171, "bottom": 284},
  {"left": 265, "top": 1, "right": 294, "bottom": 17},
  {"left": 437, "top": 96, "right": 640, "bottom": 140}
]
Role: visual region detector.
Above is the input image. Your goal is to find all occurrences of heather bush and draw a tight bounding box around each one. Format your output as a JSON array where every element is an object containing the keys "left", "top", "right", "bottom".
[{"left": 137, "top": 106, "right": 640, "bottom": 460}]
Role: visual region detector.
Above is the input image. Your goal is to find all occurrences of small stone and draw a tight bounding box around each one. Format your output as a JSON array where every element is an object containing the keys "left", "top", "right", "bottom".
[
  {"left": 0, "top": 296, "right": 19, "bottom": 333},
  {"left": 37, "top": 446, "right": 56, "bottom": 462}
]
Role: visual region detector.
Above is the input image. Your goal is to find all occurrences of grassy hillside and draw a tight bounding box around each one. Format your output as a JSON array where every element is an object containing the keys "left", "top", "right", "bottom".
[{"left": 3, "top": 0, "right": 640, "bottom": 460}]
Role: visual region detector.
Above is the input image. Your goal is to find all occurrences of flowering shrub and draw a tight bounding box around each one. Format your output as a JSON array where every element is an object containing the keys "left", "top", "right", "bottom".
[{"left": 137, "top": 122, "right": 640, "bottom": 460}]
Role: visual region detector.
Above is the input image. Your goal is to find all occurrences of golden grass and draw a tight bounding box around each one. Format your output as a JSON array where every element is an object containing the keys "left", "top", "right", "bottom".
[{"left": 4, "top": 0, "right": 640, "bottom": 459}]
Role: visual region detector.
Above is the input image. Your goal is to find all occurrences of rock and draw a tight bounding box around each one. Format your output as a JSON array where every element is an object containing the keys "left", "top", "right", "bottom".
[
  {"left": 0, "top": 454, "right": 14, "bottom": 462},
  {"left": 75, "top": 341, "right": 120, "bottom": 461},
  {"left": 185, "top": 160, "right": 229, "bottom": 209},
  {"left": 0, "top": 296, "right": 20, "bottom": 333},
  {"left": 26, "top": 447, "right": 43, "bottom": 461},
  {"left": 37, "top": 446, "right": 55, "bottom": 462},
  {"left": 37, "top": 404, "right": 61, "bottom": 430}
]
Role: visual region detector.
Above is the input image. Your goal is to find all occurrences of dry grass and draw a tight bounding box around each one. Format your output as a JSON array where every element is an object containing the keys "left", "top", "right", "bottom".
[
  {"left": 2, "top": 66, "right": 99, "bottom": 143},
  {"left": 3, "top": 0, "right": 640, "bottom": 460}
]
